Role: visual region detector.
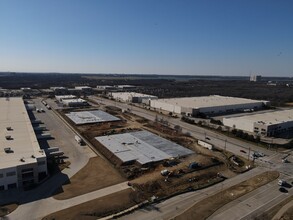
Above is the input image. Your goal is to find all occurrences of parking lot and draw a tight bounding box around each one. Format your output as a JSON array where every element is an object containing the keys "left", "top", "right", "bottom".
[{"left": 31, "top": 98, "right": 96, "bottom": 172}]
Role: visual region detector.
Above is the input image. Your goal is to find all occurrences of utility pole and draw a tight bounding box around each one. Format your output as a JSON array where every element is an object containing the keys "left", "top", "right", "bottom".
[{"left": 248, "top": 147, "right": 251, "bottom": 161}]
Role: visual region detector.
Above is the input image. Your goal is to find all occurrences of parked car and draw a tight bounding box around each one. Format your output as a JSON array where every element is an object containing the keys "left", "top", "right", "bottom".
[
  {"left": 240, "top": 149, "right": 247, "bottom": 154},
  {"left": 278, "top": 179, "right": 287, "bottom": 186},
  {"left": 279, "top": 187, "right": 288, "bottom": 193}
]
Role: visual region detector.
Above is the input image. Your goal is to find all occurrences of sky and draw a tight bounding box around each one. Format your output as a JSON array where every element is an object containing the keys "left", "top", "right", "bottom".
[{"left": 0, "top": 0, "right": 292, "bottom": 76}]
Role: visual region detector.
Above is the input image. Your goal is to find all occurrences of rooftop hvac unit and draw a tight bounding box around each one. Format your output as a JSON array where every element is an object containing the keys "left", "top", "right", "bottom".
[
  {"left": 20, "top": 158, "right": 25, "bottom": 162},
  {"left": 5, "top": 135, "right": 12, "bottom": 140},
  {"left": 4, "top": 147, "right": 13, "bottom": 153},
  {"left": 6, "top": 127, "right": 12, "bottom": 131}
]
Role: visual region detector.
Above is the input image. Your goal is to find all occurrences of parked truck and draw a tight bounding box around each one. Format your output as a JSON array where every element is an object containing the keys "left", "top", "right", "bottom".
[
  {"left": 75, "top": 135, "right": 84, "bottom": 145},
  {"left": 198, "top": 140, "right": 214, "bottom": 150}
]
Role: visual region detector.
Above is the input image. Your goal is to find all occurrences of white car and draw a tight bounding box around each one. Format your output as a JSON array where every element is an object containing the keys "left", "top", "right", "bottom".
[{"left": 278, "top": 179, "right": 286, "bottom": 186}]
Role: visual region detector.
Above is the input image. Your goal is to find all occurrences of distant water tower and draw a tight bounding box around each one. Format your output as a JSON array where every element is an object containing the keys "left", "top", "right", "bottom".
[{"left": 250, "top": 75, "right": 262, "bottom": 82}]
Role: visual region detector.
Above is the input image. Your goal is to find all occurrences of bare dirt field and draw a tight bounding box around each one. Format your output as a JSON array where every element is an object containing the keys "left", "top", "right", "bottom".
[
  {"left": 53, "top": 156, "right": 126, "bottom": 200},
  {"left": 173, "top": 171, "right": 279, "bottom": 220},
  {"left": 44, "top": 188, "right": 144, "bottom": 220}
]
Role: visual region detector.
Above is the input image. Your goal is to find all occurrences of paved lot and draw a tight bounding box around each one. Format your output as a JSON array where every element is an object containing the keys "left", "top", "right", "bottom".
[{"left": 33, "top": 98, "right": 95, "bottom": 163}]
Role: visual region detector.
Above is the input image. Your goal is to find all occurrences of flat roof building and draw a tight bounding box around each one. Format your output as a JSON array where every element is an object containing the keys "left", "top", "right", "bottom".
[
  {"left": 223, "top": 109, "right": 293, "bottom": 137},
  {"left": 111, "top": 92, "right": 158, "bottom": 105},
  {"left": 0, "top": 97, "right": 47, "bottom": 190},
  {"left": 55, "top": 95, "right": 77, "bottom": 102},
  {"left": 95, "top": 130, "right": 193, "bottom": 165},
  {"left": 66, "top": 110, "right": 120, "bottom": 125},
  {"left": 62, "top": 98, "right": 89, "bottom": 107},
  {"left": 150, "top": 95, "right": 270, "bottom": 116},
  {"left": 117, "top": 85, "right": 137, "bottom": 90}
]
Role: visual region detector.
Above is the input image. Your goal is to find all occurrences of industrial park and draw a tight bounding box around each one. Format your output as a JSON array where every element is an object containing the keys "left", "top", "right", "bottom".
[
  {"left": 0, "top": 73, "right": 292, "bottom": 220},
  {"left": 1, "top": 1, "right": 293, "bottom": 219}
]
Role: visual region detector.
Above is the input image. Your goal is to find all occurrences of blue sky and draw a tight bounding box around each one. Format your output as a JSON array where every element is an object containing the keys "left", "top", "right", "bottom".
[{"left": 0, "top": 0, "right": 292, "bottom": 76}]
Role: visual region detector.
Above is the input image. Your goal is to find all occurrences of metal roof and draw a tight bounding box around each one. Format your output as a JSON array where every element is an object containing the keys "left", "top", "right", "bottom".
[
  {"left": 112, "top": 92, "right": 157, "bottom": 98},
  {"left": 151, "top": 95, "right": 268, "bottom": 109},
  {"left": 95, "top": 130, "right": 194, "bottom": 165},
  {"left": 66, "top": 110, "right": 120, "bottom": 125},
  {"left": 224, "top": 109, "right": 293, "bottom": 126}
]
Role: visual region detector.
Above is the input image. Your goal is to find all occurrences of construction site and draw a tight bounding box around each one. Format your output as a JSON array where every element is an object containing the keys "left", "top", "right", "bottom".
[{"left": 57, "top": 102, "right": 253, "bottom": 201}]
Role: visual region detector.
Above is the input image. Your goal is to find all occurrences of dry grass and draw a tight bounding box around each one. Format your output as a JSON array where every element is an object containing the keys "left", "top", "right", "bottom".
[
  {"left": 53, "top": 156, "right": 126, "bottom": 200},
  {"left": 174, "top": 171, "right": 279, "bottom": 220},
  {"left": 44, "top": 189, "right": 143, "bottom": 220}
]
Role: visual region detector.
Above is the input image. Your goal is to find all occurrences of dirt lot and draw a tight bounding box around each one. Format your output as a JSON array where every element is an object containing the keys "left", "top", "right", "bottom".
[
  {"left": 53, "top": 156, "right": 126, "bottom": 200},
  {"left": 173, "top": 171, "right": 279, "bottom": 220},
  {"left": 44, "top": 189, "right": 144, "bottom": 220},
  {"left": 0, "top": 203, "right": 18, "bottom": 217}
]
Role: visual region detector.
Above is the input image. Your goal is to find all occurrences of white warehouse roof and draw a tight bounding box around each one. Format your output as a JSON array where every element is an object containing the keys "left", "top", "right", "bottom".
[
  {"left": 95, "top": 130, "right": 193, "bottom": 165},
  {"left": 152, "top": 95, "right": 268, "bottom": 109},
  {"left": 112, "top": 92, "right": 157, "bottom": 98},
  {"left": 0, "top": 97, "right": 46, "bottom": 169},
  {"left": 224, "top": 109, "right": 293, "bottom": 126}
]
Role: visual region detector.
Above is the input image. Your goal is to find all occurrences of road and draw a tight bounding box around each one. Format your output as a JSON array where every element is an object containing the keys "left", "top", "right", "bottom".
[
  {"left": 119, "top": 167, "right": 266, "bottom": 220},
  {"left": 208, "top": 176, "right": 293, "bottom": 220}
]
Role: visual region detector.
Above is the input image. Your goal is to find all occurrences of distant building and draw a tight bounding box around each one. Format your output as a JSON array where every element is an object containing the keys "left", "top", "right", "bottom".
[
  {"left": 55, "top": 95, "right": 77, "bottom": 102},
  {"left": 223, "top": 109, "right": 293, "bottom": 137},
  {"left": 20, "top": 87, "right": 31, "bottom": 92},
  {"left": 150, "top": 95, "right": 270, "bottom": 116},
  {"left": 111, "top": 92, "right": 158, "bottom": 105},
  {"left": 62, "top": 98, "right": 89, "bottom": 107},
  {"left": 0, "top": 97, "right": 47, "bottom": 190},
  {"left": 50, "top": 87, "right": 68, "bottom": 95},
  {"left": 250, "top": 75, "right": 262, "bottom": 82},
  {"left": 117, "top": 85, "right": 137, "bottom": 90},
  {"left": 96, "top": 85, "right": 117, "bottom": 91}
]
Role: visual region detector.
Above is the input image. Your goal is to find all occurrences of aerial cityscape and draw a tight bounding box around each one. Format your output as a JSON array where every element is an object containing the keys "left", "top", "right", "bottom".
[{"left": 0, "top": 1, "right": 293, "bottom": 220}]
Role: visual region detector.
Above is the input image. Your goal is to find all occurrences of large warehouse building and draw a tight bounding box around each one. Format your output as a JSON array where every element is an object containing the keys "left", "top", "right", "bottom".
[
  {"left": 66, "top": 110, "right": 120, "bottom": 125},
  {"left": 223, "top": 109, "right": 293, "bottom": 137},
  {"left": 150, "top": 95, "right": 270, "bottom": 116},
  {"left": 0, "top": 97, "right": 47, "bottom": 190},
  {"left": 95, "top": 130, "right": 193, "bottom": 165},
  {"left": 111, "top": 92, "right": 158, "bottom": 104}
]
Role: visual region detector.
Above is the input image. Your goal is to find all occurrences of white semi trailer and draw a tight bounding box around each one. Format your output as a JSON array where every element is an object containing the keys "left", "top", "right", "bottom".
[
  {"left": 198, "top": 140, "right": 214, "bottom": 150},
  {"left": 75, "top": 135, "right": 83, "bottom": 145}
]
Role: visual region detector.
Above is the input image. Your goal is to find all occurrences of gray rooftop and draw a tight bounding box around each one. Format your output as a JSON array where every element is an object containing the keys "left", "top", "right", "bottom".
[
  {"left": 0, "top": 97, "right": 46, "bottom": 169},
  {"left": 152, "top": 95, "right": 268, "bottom": 109},
  {"left": 66, "top": 110, "right": 120, "bottom": 125},
  {"left": 224, "top": 109, "right": 293, "bottom": 125},
  {"left": 95, "top": 130, "right": 194, "bottom": 165}
]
